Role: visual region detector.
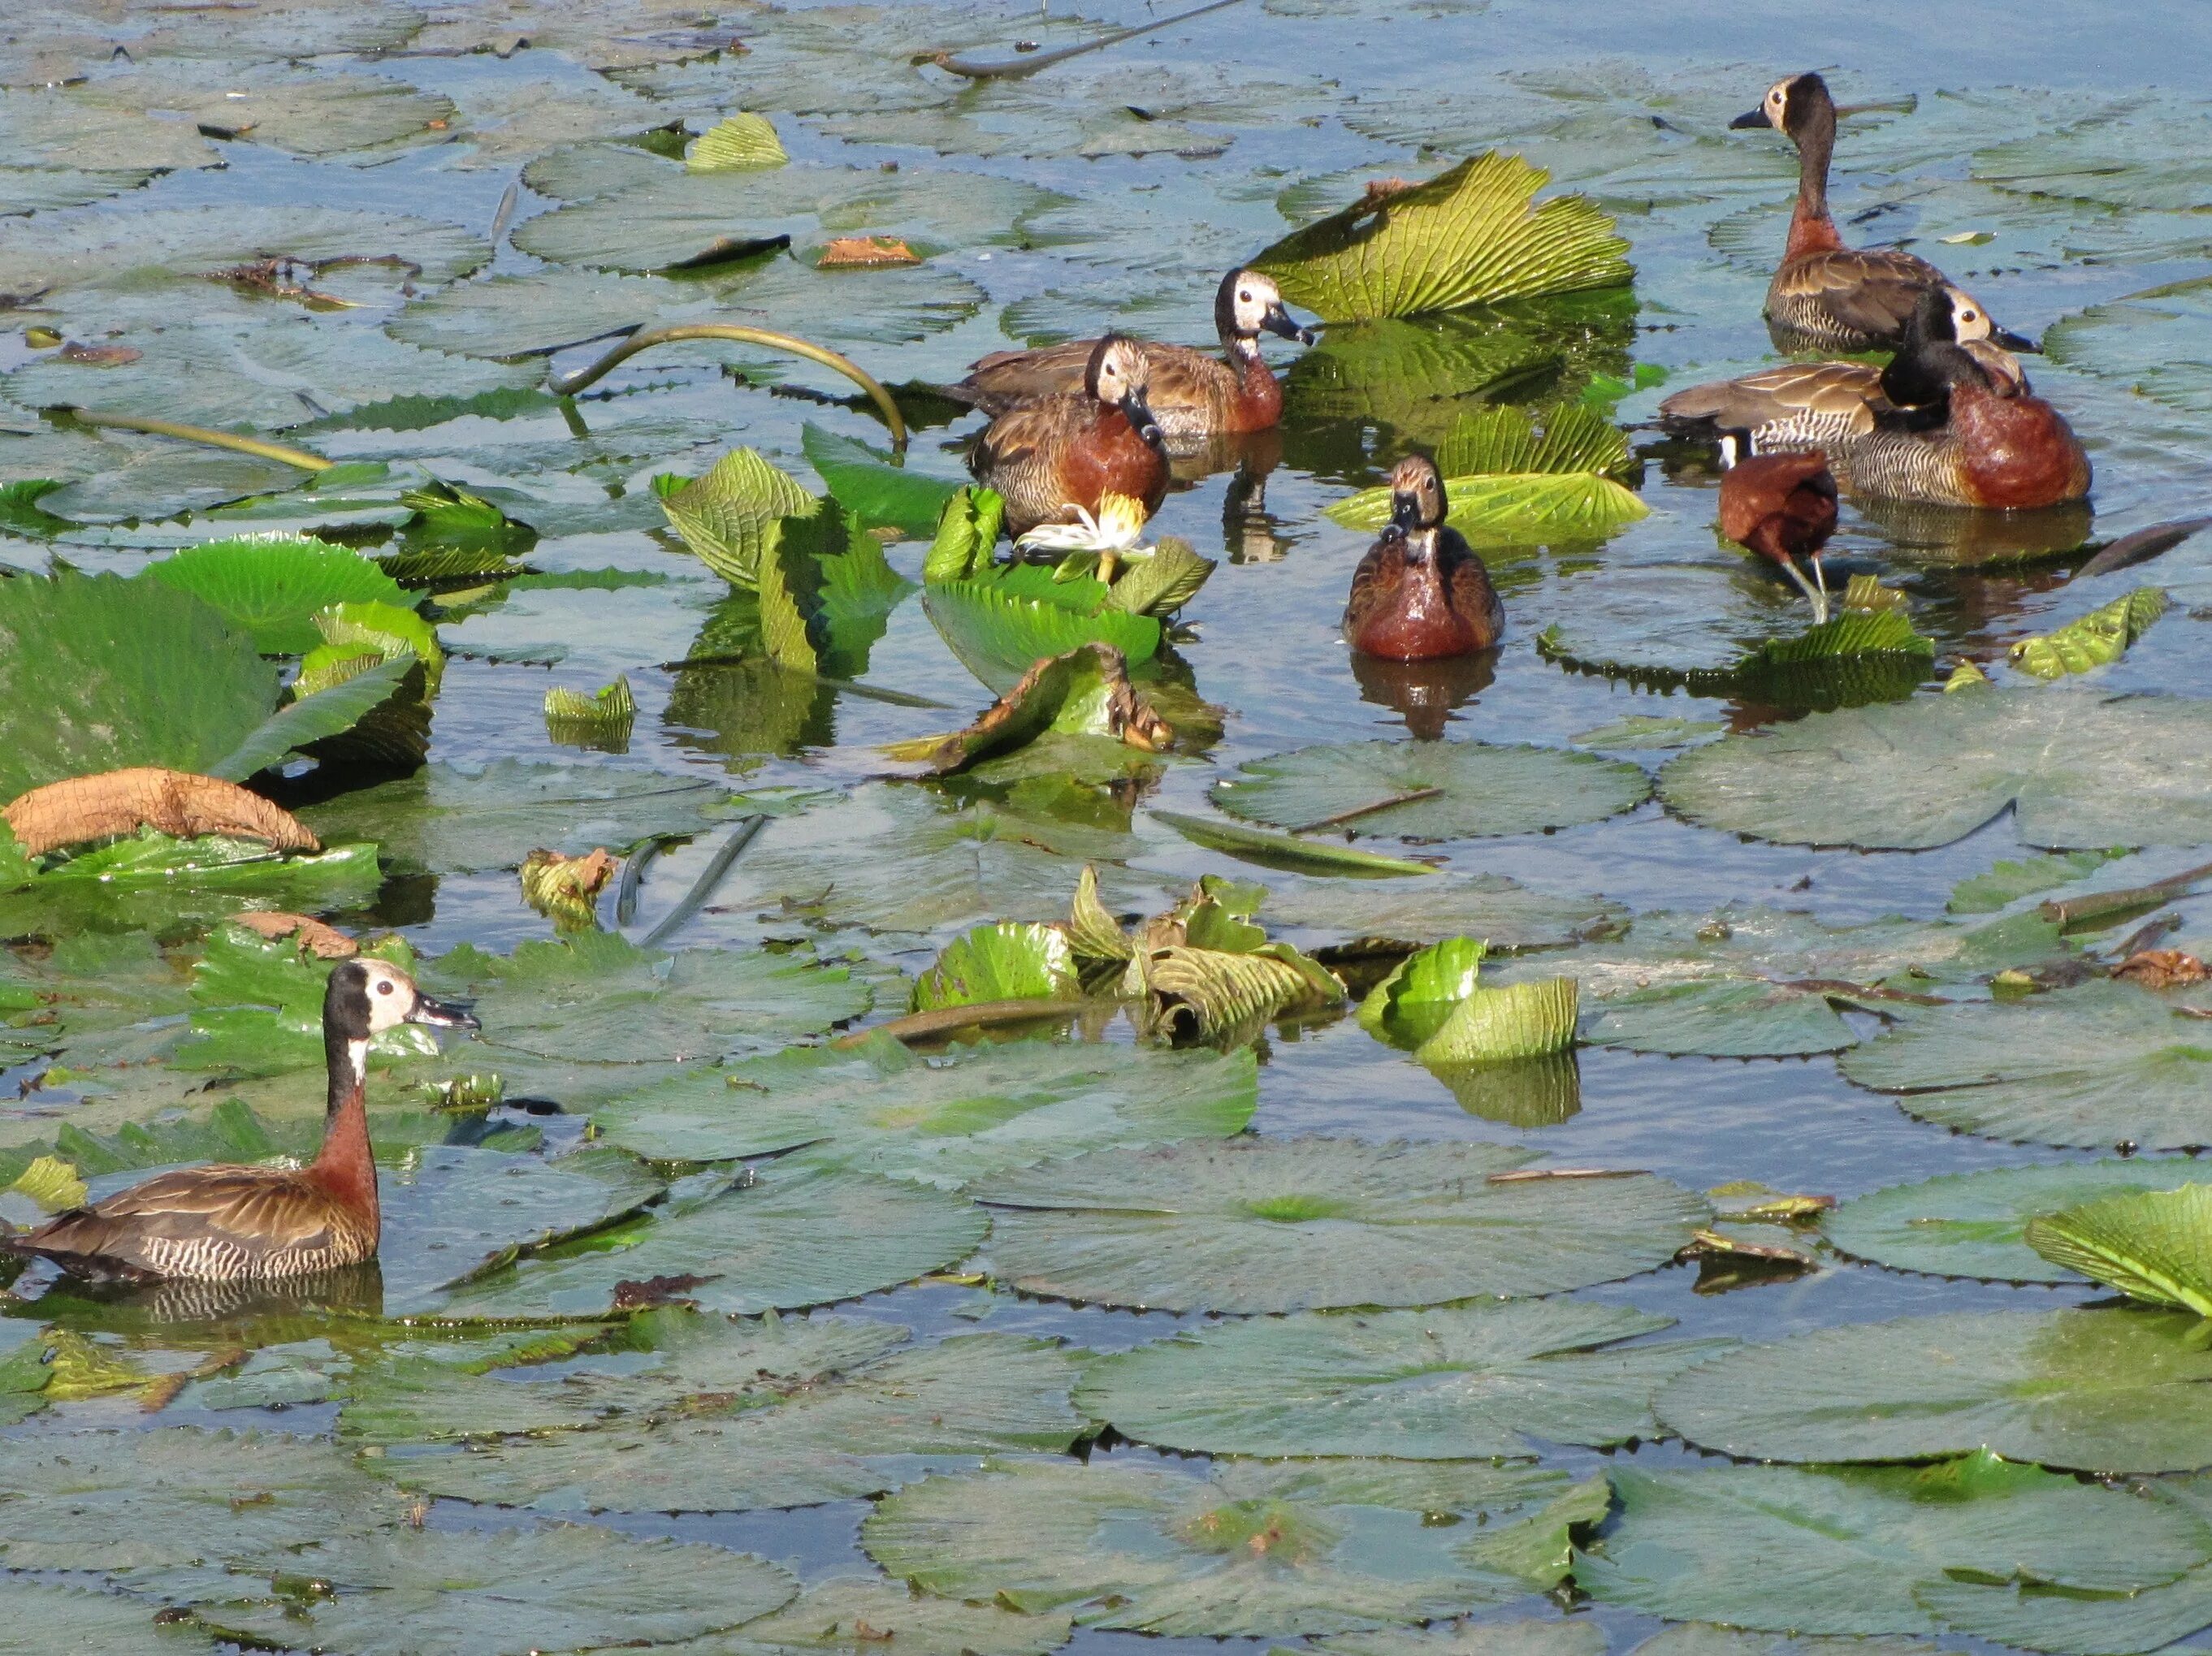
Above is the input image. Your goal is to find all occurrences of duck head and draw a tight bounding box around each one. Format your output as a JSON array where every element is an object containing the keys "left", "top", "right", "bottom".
[
  {"left": 327, "top": 958, "right": 479, "bottom": 1043},
  {"left": 1944, "top": 284, "right": 2040, "bottom": 355},
  {"left": 1087, "top": 334, "right": 1164, "bottom": 447},
  {"left": 1732, "top": 71, "right": 1833, "bottom": 139},
  {"left": 1387, "top": 453, "right": 1448, "bottom": 558},
  {"left": 1883, "top": 284, "right": 1999, "bottom": 409},
  {"left": 1215, "top": 269, "right": 1316, "bottom": 348}
]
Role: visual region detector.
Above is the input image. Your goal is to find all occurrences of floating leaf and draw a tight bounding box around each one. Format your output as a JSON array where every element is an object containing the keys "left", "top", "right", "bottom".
[
  {"left": 1105, "top": 536, "right": 1215, "bottom": 617},
  {"left": 1825, "top": 1159, "right": 2205, "bottom": 1282},
  {"left": 1358, "top": 936, "right": 1487, "bottom": 1048},
  {"left": 1437, "top": 401, "right": 1638, "bottom": 480},
  {"left": 1578, "top": 1453, "right": 2210, "bottom": 1638},
  {"left": 1838, "top": 980, "right": 2212, "bottom": 1149},
  {"left": 2028, "top": 1184, "right": 2212, "bottom": 1313},
  {"left": 1415, "top": 976, "right": 1578, "bottom": 1062},
  {"left": 1659, "top": 691, "right": 2212, "bottom": 850},
  {"left": 1266, "top": 874, "right": 1625, "bottom": 952},
  {"left": 702, "top": 1576, "right": 1071, "bottom": 1656},
  {"left": 142, "top": 534, "right": 410, "bottom": 655},
  {"left": 1252, "top": 153, "right": 1631, "bottom": 319},
  {"left": 1948, "top": 849, "right": 2121, "bottom": 914},
  {"left": 688, "top": 112, "right": 789, "bottom": 172},
  {"left": 659, "top": 448, "right": 818, "bottom": 590},
  {"left": 885, "top": 644, "right": 1171, "bottom": 776},
  {"left": 518, "top": 846, "right": 618, "bottom": 930},
  {"left": 2011, "top": 587, "right": 2169, "bottom": 679},
  {"left": 924, "top": 486, "right": 1004, "bottom": 583},
  {"left": 1149, "top": 811, "right": 1440, "bottom": 878},
  {"left": 802, "top": 422, "right": 962, "bottom": 536},
  {"left": 912, "top": 922, "right": 1081, "bottom": 1011},
  {"left": 1211, "top": 740, "right": 1649, "bottom": 841},
  {"left": 1656, "top": 1308, "right": 2212, "bottom": 1474},
  {"left": 975, "top": 1137, "right": 1705, "bottom": 1312},
  {"left": 1078, "top": 1299, "right": 1714, "bottom": 1459},
  {"left": 1327, "top": 470, "right": 1647, "bottom": 544},
  {"left": 923, "top": 573, "right": 1161, "bottom": 694},
  {"left": 864, "top": 1457, "right": 1582, "bottom": 1637},
  {"left": 542, "top": 676, "right": 634, "bottom": 747}
]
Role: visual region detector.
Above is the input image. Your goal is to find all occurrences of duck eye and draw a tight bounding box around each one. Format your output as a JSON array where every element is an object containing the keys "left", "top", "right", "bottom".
[
  {"left": 1963, "top": 309, "right": 1979, "bottom": 322},
  {"left": 376, "top": 980, "right": 394, "bottom": 995},
  {"left": 1238, "top": 290, "right": 1252, "bottom": 302}
]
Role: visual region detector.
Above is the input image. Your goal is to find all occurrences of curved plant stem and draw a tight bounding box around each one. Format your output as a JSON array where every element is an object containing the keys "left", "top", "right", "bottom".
[
  {"left": 640, "top": 814, "right": 768, "bottom": 948},
  {"left": 45, "top": 407, "right": 332, "bottom": 472},
  {"left": 548, "top": 325, "right": 908, "bottom": 449},
  {"left": 922, "top": 0, "right": 1243, "bottom": 80}
]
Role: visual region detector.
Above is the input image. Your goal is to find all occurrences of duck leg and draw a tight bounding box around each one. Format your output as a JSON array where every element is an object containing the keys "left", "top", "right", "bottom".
[{"left": 1781, "top": 556, "right": 1830, "bottom": 625}]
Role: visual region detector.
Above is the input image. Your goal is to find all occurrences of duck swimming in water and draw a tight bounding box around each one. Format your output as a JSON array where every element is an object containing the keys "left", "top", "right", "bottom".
[
  {"left": 969, "top": 335, "right": 1171, "bottom": 539},
  {"left": 1344, "top": 454, "right": 1504, "bottom": 661},
  {"left": 7, "top": 958, "right": 476, "bottom": 1282},
  {"left": 947, "top": 269, "right": 1315, "bottom": 446},
  {"left": 1732, "top": 72, "right": 2038, "bottom": 355},
  {"left": 1718, "top": 438, "right": 1840, "bottom": 621}
]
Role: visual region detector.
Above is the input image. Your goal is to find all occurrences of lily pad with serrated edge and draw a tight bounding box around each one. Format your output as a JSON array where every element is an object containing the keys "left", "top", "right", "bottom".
[
  {"left": 1576, "top": 1452, "right": 2212, "bottom": 1638},
  {"left": 1838, "top": 979, "right": 2212, "bottom": 1150},
  {"left": 1656, "top": 1308, "right": 2212, "bottom": 1474},
  {"left": 1658, "top": 691, "right": 2212, "bottom": 851},
  {"left": 1824, "top": 1158, "right": 2206, "bottom": 1282},
  {"left": 1077, "top": 1299, "right": 1722, "bottom": 1459},
  {"left": 864, "top": 1456, "right": 1583, "bottom": 1637},
  {"left": 974, "top": 1136, "right": 1706, "bottom": 1312},
  {"left": 1210, "top": 740, "right": 1649, "bottom": 842}
]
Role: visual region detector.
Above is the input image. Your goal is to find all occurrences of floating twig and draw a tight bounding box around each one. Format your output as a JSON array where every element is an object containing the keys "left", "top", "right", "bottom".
[
  {"left": 920, "top": 0, "right": 1244, "bottom": 80},
  {"left": 548, "top": 323, "right": 907, "bottom": 448},
  {"left": 1292, "top": 786, "right": 1444, "bottom": 834},
  {"left": 43, "top": 406, "right": 332, "bottom": 471},
  {"left": 2041, "top": 858, "right": 2212, "bottom": 928}
]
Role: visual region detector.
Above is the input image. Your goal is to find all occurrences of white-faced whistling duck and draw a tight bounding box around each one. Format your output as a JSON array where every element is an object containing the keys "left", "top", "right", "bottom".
[
  {"left": 1344, "top": 454, "right": 1505, "bottom": 661},
  {"left": 969, "top": 335, "right": 1171, "bottom": 539}
]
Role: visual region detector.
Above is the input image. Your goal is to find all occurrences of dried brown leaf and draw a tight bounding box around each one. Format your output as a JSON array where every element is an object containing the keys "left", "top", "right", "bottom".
[
  {"left": 817, "top": 236, "right": 921, "bottom": 268},
  {"left": 2114, "top": 949, "right": 2210, "bottom": 989},
  {"left": 520, "top": 846, "right": 619, "bottom": 929},
  {"left": 228, "top": 911, "right": 358, "bottom": 959},
  {"left": 2, "top": 767, "right": 318, "bottom": 858}
]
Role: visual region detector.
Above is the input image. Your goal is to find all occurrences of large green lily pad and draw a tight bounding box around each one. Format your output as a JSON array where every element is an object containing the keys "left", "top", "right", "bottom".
[
  {"left": 1262, "top": 873, "right": 1627, "bottom": 953},
  {"left": 0, "top": 1579, "right": 207, "bottom": 1656},
  {"left": 1825, "top": 1159, "right": 2207, "bottom": 1282},
  {"left": 679, "top": 1576, "right": 1073, "bottom": 1656},
  {"left": 1577, "top": 1453, "right": 2212, "bottom": 1637},
  {"left": 1656, "top": 1308, "right": 2212, "bottom": 1474},
  {"left": 594, "top": 1031, "right": 1255, "bottom": 1185},
  {"left": 1838, "top": 981, "right": 2212, "bottom": 1149},
  {"left": 1210, "top": 741, "right": 1650, "bottom": 841},
  {"left": 1658, "top": 692, "right": 2212, "bottom": 850},
  {"left": 864, "top": 1457, "right": 1586, "bottom": 1637},
  {"left": 975, "top": 1138, "right": 1706, "bottom": 1312},
  {"left": 1076, "top": 1299, "right": 1719, "bottom": 1459}
]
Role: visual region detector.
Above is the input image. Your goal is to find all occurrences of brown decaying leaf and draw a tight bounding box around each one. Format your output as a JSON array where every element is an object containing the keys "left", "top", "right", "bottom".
[
  {"left": 56, "top": 341, "right": 141, "bottom": 365},
  {"left": 900, "top": 644, "right": 1172, "bottom": 775},
  {"left": 229, "top": 911, "right": 358, "bottom": 959},
  {"left": 1351, "top": 178, "right": 1418, "bottom": 218},
  {"left": 520, "top": 846, "right": 619, "bottom": 928},
  {"left": 2113, "top": 949, "right": 2210, "bottom": 988},
  {"left": 817, "top": 236, "right": 921, "bottom": 268},
  {"left": 2, "top": 768, "right": 319, "bottom": 858},
  {"left": 611, "top": 1273, "right": 712, "bottom": 1311}
]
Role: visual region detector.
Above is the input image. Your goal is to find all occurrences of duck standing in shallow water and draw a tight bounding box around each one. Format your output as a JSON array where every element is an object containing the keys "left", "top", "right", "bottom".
[
  {"left": 1719, "top": 437, "right": 1840, "bottom": 620},
  {"left": 1732, "top": 72, "right": 2036, "bottom": 354},
  {"left": 971, "top": 335, "right": 1170, "bottom": 540},
  {"left": 6, "top": 959, "right": 476, "bottom": 1282},
  {"left": 1344, "top": 455, "right": 1504, "bottom": 661},
  {"left": 948, "top": 269, "right": 1315, "bottom": 446}
]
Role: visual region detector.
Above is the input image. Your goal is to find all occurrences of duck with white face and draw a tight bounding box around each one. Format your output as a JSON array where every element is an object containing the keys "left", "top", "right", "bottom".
[
  {"left": 5, "top": 957, "right": 478, "bottom": 1284},
  {"left": 969, "top": 333, "right": 1174, "bottom": 539}
]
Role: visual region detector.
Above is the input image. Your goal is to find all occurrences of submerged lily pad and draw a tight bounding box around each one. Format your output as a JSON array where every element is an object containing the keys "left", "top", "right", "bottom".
[
  {"left": 431, "top": 1163, "right": 986, "bottom": 1319},
  {"left": 975, "top": 1138, "right": 1705, "bottom": 1312},
  {"left": 1210, "top": 741, "right": 1649, "bottom": 842},
  {"left": 690, "top": 1576, "right": 1072, "bottom": 1656},
  {"left": 1838, "top": 980, "right": 2212, "bottom": 1149},
  {"left": 1825, "top": 1159, "right": 2207, "bottom": 1282},
  {"left": 1578, "top": 1453, "right": 2212, "bottom": 1637},
  {"left": 864, "top": 1457, "right": 1584, "bottom": 1637},
  {"left": 1658, "top": 692, "right": 2212, "bottom": 851},
  {"left": 1657, "top": 1308, "right": 2212, "bottom": 1473},
  {"left": 1077, "top": 1299, "right": 1716, "bottom": 1459},
  {"left": 594, "top": 1032, "right": 1256, "bottom": 1186}
]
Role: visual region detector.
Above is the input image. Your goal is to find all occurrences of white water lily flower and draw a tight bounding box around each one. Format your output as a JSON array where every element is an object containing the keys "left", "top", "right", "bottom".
[{"left": 1014, "top": 493, "right": 1151, "bottom": 556}]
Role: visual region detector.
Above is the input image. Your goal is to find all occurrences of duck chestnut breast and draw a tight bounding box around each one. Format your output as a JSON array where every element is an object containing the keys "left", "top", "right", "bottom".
[{"left": 1343, "top": 456, "right": 1504, "bottom": 663}]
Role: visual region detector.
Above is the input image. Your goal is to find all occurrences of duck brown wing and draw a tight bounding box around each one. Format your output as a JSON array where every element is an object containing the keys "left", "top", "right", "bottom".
[
  {"left": 1660, "top": 362, "right": 1885, "bottom": 435},
  {"left": 950, "top": 339, "right": 1100, "bottom": 411},
  {"left": 20, "top": 1165, "right": 334, "bottom": 1279},
  {"left": 970, "top": 396, "right": 1076, "bottom": 475},
  {"left": 1443, "top": 538, "right": 1505, "bottom": 646},
  {"left": 1778, "top": 249, "right": 1944, "bottom": 344}
]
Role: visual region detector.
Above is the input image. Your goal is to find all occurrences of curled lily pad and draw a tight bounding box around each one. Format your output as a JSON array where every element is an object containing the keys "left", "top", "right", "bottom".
[
  {"left": 1838, "top": 980, "right": 2212, "bottom": 1150},
  {"left": 923, "top": 569, "right": 1162, "bottom": 694},
  {"left": 864, "top": 1457, "right": 1586, "bottom": 1637},
  {"left": 1210, "top": 740, "right": 1649, "bottom": 841},
  {"left": 1358, "top": 937, "right": 1486, "bottom": 1048},
  {"left": 1660, "top": 691, "right": 2212, "bottom": 851},
  {"left": 911, "top": 922, "right": 1080, "bottom": 1010},
  {"left": 1415, "top": 977, "right": 1578, "bottom": 1063},
  {"left": 1656, "top": 1308, "right": 2212, "bottom": 1474},
  {"left": 975, "top": 1137, "right": 1706, "bottom": 1312},
  {"left": 2027, "top": 1184, "right": 2212, "bottom": 1313},
  {"left": 1824, "top": 1159, "right": 2206, "bottom": 1282},
  {"left": 1327, "top": 470, "right": 1647, "bottom": 545},
  {"left": 1076, "top": 1299, "right": 1718, "bottom": 1459},
  {"left": 1578, "top": 1452, "right": 2212, "bottom": 1638}
]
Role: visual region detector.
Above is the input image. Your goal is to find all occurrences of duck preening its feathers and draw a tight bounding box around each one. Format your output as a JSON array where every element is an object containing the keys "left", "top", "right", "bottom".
[
  {"left": 6, "top": 959, "right": 476, "bottom": 1283},
  {"left": 1718, "top": 439, "right": 1841, "bottom": 620}
]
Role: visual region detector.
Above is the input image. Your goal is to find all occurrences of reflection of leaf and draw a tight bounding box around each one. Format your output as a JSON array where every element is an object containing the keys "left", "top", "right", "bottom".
[
  {"left": 2028, "top": 1184, "right": 2212, "bottom": 1313},
  {"left": 1253, "top": 153, "right": 1631, "bottom": 320}
]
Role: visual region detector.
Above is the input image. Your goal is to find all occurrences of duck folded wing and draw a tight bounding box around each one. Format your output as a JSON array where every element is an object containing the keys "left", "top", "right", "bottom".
[
  {"left": 1661, "top": 362, "right": 1887, "bottom": 437},
  {"left": 1775, "top": 249, "right": 1942, "bottom": 340},
  {"left": 950, "top": 340, "right": 1099, "bottom": 410},
  {"left": 969, "top": 400, "right": 1072, "bottom": 473},
  {"left": 19, "top": 1166, "right": 333, "bottom": 1279}
]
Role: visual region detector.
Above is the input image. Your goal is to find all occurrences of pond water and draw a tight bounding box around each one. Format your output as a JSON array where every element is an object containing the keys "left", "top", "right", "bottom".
[{"left": 5, "top": 0, "right": 2212, "bottom": 1650}]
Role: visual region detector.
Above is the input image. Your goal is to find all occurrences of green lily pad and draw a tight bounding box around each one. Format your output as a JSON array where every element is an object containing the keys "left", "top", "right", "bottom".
[
  {"left": 431, "top": 1163, "right": 986, "bottom": 1319},
  {"left": 1577, "top": 1453, "right": 2212, "bottom": 1637},
  {"left": 1326, "top": 470, "right": 1648, "bottom": 545},
  {"left": 802, "top": 423, "right": 963, "bottom": 537},
  {"left": 142, "top": 534, "right": 410, "bottom": 655},
  {"left": 1658, "top": 692, "right": 2212, "bottom": 851},
  {"left": 1657, "top": 1308, "right": 2212, "bottom": 1474},
  {"left": 184, "top": 1524, "right": 797, "bottom": 1656},
  {"left": 0, "top": 1578, "right": 211, "bottom": 1654},
  {"left": 1948, "top": 850, "right": 2122, "bottom": 914},
  {"left": 1973, "top": 96, "right": 2212, "bottom": 212},
  {"left": 923, "top": 575, "right": 1162, "bottom": 695},
  {"left": 1210, "top": 740, "right": 1650, "bottom": 841},
  {"left": 74, "top": 66, "right": 453, "bottom": 162},
  {"left": 426, "top": 932, "right": 869, "bottom": 1065},
  {"left": 1838, "top": 980, "right": 2212, "bottom": 1150},
  {"left": 592, "top": 1033, "right": 1256, "bottom": 1187},
  {"left": 0, "top": 833, "right": 382, "bottom": 941},
  {"left": 1264, "top": 874, "right": 1626, "bottom": 953},
  {"left": 1358, "top": 937, "right": 1487, "bottom": 1048},
  {"left": 864, "top": 1457, "right": 1585, "bottom": 1637},
  {"left": 1625, "top": 1631, "right": 1932, "bottom": 1656},
  {"left": 2028, "top": 1184, "right": 2212, "bottom": 1313},
  {"left": 678, "top": 1576, "right": 1072, "bottom": 1656},
  {"left": 975, "top": 1137, "right": 1706, "bottom": 1312},
  {"left": 1077, "top": 1299, "right": 1718, "bottom": 1458},
  {"left": 1311, "top": 1621, "right": 1608, "bottom": 1656},
  {"left": 2046, "top": 277, "right": 2212, "bottom": 418},
  {"left": 376, "top": 1330, "right": 1087, "bottom": 1514},
  {"left": 298, "top": 759, "right": 742, "bottom": 874},
  {"left": 1825, "top": 1159, "right": 2206, "bottom": 1282}
]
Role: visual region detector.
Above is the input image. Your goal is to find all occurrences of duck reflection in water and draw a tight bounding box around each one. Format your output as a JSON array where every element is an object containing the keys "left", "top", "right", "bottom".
[{"left": 1352, "top": 649, "right": 1497, "bottom": 740}]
